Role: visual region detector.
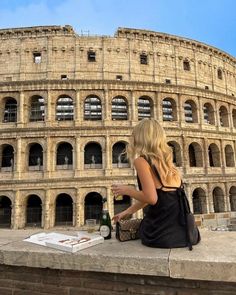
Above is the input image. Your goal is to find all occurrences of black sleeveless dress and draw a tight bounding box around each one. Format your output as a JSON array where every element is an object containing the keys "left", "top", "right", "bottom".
[{"left": 138, "top": 164, "right": 188, "bottom": 249}]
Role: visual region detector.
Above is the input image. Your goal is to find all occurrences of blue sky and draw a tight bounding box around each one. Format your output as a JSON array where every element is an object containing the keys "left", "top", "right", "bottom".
[{"left": 0, "top": 0, "right": 235, "bottom": 57}]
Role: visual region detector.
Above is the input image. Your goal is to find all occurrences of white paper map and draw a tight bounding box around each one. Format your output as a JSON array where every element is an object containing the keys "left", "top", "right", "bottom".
[{"left": 24, "top": 232, "right": 104, "bottom": 253}]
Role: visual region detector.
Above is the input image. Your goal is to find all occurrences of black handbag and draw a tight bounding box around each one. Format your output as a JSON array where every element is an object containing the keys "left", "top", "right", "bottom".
[{"left": 115, "top": 218, "right": 142, "bottom": 242}]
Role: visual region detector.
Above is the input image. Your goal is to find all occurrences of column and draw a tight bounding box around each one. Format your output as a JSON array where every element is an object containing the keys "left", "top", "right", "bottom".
[
  {"left": 46, "top": 90, "right": 53, "bottom": 126},
  {"left": 224, "top": 182, "right": 231, "bottom": 212},
  {"left": 18, "top": 91, "right": 25, "bottom": 127},
  {"left": 44, "top": 190, "right": 52, "bottom": 229},
  {"left": 75, "top": 190, "right": 81, "bottom": 227},
  {"left": 220, "top": 139, "right": 225, "bottom": 175},
  {"left": 104, "top": 88, "right": 110, "bottom": 125},
  {"left": 44, "top": 137, "right": 52, "bottom": 178},
  {"left": 155, "top": 92, "right": 162, "bottom": 121},
  {"left": 203, "top": 138, "right": 209, "bottom": 175},
  {"left": 15, "top": 137, "right": 23, "bottom": 179},
  {"left": 75, "top": 90, "right": 81, "bottom": 126},
  {"left": 131, "top": 91, "right": 137, "bottom": 125},
  {"left": 74, "top": 136, "right": 81, "bottom": 177},
  {"left": 207, "top": 184, "right": 214, "bottom": 213},
  {"left": 12, "top": 191, "right": 22, "bottom": 229},
  {"left": 105, "top": 136, "right": 112, "bottom": 176},
  {"left": 107, "top": 187, "right": 114, "bottom": 218}
]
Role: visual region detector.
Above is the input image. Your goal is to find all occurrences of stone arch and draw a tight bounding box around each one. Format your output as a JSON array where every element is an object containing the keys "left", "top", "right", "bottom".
[
  {"left": 203, "top": 103, "right": 215, "bottom": 125},
  {"left": 55, "top": 193, "right": 73, "bottom": 226},
  {"left": 3, "top": 97, "right": 17, "bottom": 123},
  {"left": 232, "top": 109, "right": 236, "bottom": 128},
  {"left": 29, "top": 95, "right": 45, "bottom": 122},
  {"left": 0, "top": 196, "right": 12, "bottom": 228},
  {"left": 56, "top": 142, "right": 73, "bottom": 168},
  {"left": 112, "top": 96, "right": 128, "bottom": 120},
  {"left": 213, "top": 187, "right": 225, "bottom": 212},
  {"left": 192, "top": 188, "right": 207, "bottom": 214},
  {"left": 84, "top": 95, "right": 102, "bottom": 120},
  {"left": 112, "top": 141, "right": 129, "bottom": 167},
  {"left": 162, "top": 98, "right": 177, "bottom": 121},
  {"left": 208, "top": 143, "right": 221, "bottom": 167},
  {"left": 225, "top": 145, "right": 235, "bottom": 167},
  {"left": 188, "top": 142, "right": 203, "bottom": 167},
  {"left": 138, "top": 96, "right": 153, "bottom": 120},
  {"left": 84, "top": 192, "right": 103, "bottom": 223},
  {"left": 167, "top": 141, "right": 182, "bottom": 167},
  {"left": 26, "top": 194, "right": 42, "bottom": 227},
  {"left": 84, "top": 142, "right": 102, "bottom": 168},
  {"left": 28, "top": 143, "right": 43, "bottom": 170},
  {"left": 184, "top": 99, "right": 198, "bottom": 123},
  {"left": 56, "top": 95, "right": 74, "bottom": 121},
  {"left": 219, "top": 105, "right": 229, "bottom": 127},
  {"left": 229, "top": 186, "right": 236, "bottom": 211},
  {"left": 1, "top": 144, "right": 14, "bottom": 171},
  {"left": 114, "top": 195, "right": 131, "bottom": 215}
]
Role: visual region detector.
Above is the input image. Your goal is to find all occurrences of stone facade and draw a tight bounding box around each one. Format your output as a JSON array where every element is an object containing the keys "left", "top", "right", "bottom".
[{"left": 0, "top": 25, "right": 235, "bottom": 229}]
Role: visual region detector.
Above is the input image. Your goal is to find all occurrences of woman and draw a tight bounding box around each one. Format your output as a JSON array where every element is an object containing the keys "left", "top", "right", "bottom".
[{"left": 112, "top": 118, "right": 188, "bottom": 248}]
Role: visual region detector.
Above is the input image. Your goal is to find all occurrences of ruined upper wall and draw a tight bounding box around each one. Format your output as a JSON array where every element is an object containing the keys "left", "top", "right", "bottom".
[{"left": 0, "top": 25, "right": 235, "bottom": 96}]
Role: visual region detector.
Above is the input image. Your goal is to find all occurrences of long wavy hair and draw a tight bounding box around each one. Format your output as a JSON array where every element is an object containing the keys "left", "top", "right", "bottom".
[{"left": 126, "top": 118, "right": 179, "bottom": 178}]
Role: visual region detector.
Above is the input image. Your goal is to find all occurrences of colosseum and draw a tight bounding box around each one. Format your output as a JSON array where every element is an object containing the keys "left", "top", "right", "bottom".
[{"left": 0, "top": 25, "right": 235, "bottom": 229}]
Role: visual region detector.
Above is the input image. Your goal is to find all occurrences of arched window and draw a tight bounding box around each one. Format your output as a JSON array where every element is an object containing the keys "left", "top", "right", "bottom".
[
  {"left": 0, "top": 196, "right": 12, "bottom": 228},
  {"left": 84, "top": 192, "right": 103, "bottom": 223},
  {"left": 112, "top": 142, "right": 129, "bottom": 168},
  {"left": 84, "top": 142, "right": 102, "bottom": 168},
  {"left": 188, "top": 143, "right": 203, "bottom": 167},
  {"left": 232, "top": 109, "right": 236, "bottom": 128},
  {"left": 114, "top": 195, "right": 131, "bottom": 215},
  {"left": 112, "top": 96, "right": 128, "bottom": 120},
  {"left": 219, "top": 106, "right": 229, "bottom": 127},
  {"left": 225, "top": 145, "right": 235, "bottom": 167},
  {"left": 28, "top": 143, "right": 43, "bottom": 170},
  {"left": 213, "top": 187, "right": 225, "bottom": 212},
  {"left": 217, "top": 68, "right": 223, "bottom": 80},
  {"left": 208, "top": 143, "right": 221, "bottom": 167},
  {"left": 3, "top": 98, "right": 17, "bottom": 123},
  {"left": 138, "top": 96, "right": 152, "bottom": 120},
  {"left": 26, "top": 195, "right": 42, "bottom": 227},
  {"left": 192, "top": 188, "right": 207, "bottom": 214},
  {"left": 229, "top": 186, "right": 236, "bottom": 211},
  {"left": 55, "top": 194, "right": 73, "bottom": 226},
  {"left": 56, "top": 142, "right": 73, "bottom": 168},
  {"left": 162, "top": 98, "right": 177, "bottom": 121},
  {"left": 203, "top": 103, "right": 215, "bottom": 125},
  {"left": 29, "top": 95, "right": 45, "bottom": 122},
  {"left": 56, "top": 95, "right": 74, "bottom": 121},
  {"left": 184, "top": 100, "right": 197, "bottom": 123},
  {"left": 168, "top": 141, "right": 182, "bottom": 167},
  {"left": 84, "top": 95, "right": 102, "bottom": 120},
  {"left": 1, "top": 145, "right": 14, "bottom": 171}
]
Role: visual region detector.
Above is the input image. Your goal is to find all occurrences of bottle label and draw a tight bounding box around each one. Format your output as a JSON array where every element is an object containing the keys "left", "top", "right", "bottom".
[{"left": 100, "top": 225, "right": 110, "bottom": 238}]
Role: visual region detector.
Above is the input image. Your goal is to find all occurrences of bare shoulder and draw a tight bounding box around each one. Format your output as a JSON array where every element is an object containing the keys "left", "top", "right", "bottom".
[{"left": 134, "top": 157, "right": 149, "bottom": 169}]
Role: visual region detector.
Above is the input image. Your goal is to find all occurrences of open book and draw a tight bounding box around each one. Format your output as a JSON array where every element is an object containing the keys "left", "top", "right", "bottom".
[{"left": 24, "top": 232, "right": 104, "bottom": 253}]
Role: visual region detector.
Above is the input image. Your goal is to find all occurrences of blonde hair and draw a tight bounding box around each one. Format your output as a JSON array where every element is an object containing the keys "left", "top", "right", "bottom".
[{"left": 127, "top": 118, "right": 178, "bottom": 178}]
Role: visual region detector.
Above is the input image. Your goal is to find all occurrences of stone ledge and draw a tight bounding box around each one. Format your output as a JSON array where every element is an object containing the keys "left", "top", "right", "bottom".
[{"left": 0, "top": 229, "right": 235, "bottom": 283}]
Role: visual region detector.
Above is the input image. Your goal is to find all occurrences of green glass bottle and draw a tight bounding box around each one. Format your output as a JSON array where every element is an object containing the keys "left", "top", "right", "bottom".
[{"left": 99, "top": 198, "right": 112, "bottom": 239}]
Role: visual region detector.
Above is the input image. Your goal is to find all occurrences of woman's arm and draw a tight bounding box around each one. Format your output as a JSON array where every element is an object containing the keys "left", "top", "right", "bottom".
[
  {"left": 112, "top": 200, "right": 147, "bottom": 222},
  {"left": 112, "top": 157, "right": 157, "bottom": 205}
]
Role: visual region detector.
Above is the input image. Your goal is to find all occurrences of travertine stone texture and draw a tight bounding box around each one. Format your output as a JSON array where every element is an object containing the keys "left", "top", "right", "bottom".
[{"left": 0, "top": 25, "right": 236, "bottom": 229}]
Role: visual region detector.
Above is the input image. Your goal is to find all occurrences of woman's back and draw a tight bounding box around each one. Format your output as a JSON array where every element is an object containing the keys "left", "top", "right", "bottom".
[{"left": 138, "top": 158, "right": 188, "bottom": 248}]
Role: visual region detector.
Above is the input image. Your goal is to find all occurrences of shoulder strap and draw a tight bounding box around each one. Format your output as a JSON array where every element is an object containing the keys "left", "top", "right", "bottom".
[{"left": 141, "top": 155, "right": 181, "bottom": 190}]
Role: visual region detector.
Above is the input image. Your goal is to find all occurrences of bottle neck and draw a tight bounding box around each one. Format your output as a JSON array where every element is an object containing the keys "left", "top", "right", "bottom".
[{"left": 103, "top": 202, "right": 108, "bottom": 211}]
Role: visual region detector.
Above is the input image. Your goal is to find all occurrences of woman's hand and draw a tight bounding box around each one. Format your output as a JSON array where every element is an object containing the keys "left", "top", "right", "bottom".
[
  {"left": 111, "top": 184, "right": 131, "bottom": 198},
  {"left": 112, "top": 210, "right": 130, "bottom": 223}
]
